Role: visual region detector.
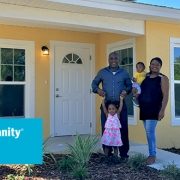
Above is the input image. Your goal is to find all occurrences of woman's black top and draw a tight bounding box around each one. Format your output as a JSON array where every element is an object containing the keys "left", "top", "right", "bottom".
[{"left": 139, "top": 74, "right": 163, "bottom": 120}]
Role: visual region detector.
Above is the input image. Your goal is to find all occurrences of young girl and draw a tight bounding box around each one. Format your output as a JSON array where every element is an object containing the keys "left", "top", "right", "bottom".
[{"left": 101, "top": 96, "right": 123, "bottom": 157}]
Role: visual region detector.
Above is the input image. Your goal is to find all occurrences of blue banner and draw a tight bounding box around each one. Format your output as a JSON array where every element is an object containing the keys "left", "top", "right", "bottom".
[{"left": 0, "top": 118, "right": 43, "bottom": 164}]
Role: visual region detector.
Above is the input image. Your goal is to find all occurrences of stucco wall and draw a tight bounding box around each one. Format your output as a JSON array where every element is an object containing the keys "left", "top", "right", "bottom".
[{"left": 0, "top": 24, "right": 98, "bottom": 139}]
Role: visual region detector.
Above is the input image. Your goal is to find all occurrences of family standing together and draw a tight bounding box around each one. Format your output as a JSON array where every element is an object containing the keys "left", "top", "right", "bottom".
[{"left": 91, "top": 52, "right": 169, "bottom": 165}]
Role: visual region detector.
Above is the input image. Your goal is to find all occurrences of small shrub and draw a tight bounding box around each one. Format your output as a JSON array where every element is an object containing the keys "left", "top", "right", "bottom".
[
  {"left": 58, "top": 156, "right": 75, "bottom": 172},
  {"left": 128, "top": 153, "right": 146, "bottom": 170},
  {"left": 71, "top": 164, "right": 88, "bottom": 180},
  {"left": 58, "top": 135, "right": 99, "bottom": 179},
  {"left": 67, "top": 135, "right": 99, "bottom": 167},
  {"left": 161, "top": 162, "right": 180, "bottom": 180}
]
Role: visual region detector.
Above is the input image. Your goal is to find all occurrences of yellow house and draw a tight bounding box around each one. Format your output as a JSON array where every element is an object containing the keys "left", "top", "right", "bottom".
[{"left": 0, "top": 0, "right": 180, "bottom": 148}]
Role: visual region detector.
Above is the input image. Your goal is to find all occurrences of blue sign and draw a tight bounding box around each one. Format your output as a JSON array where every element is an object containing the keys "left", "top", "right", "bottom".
[{"left": 0, "top": 118, "right": 43, "bottom": 164}]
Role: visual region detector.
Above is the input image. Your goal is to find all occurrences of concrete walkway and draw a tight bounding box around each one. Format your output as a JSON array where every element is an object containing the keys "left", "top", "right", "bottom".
[
  {"left": 130, "top": 142, "right": 180, "bottom": 170},
  {"left": 44, "top": 136, "right": 180, "bottom": 170}
]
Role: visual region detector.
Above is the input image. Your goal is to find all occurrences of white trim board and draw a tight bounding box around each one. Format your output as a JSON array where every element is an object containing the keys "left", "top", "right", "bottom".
[
  {"left": 170, "top": 37, "right": 180, "bottom": 126},
  {"left": 0, "top": 2, "right": 144, "bottom": 35}
]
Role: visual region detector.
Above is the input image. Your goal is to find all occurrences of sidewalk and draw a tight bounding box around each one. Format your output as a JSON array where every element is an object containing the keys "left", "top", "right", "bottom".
[
  {"left": 130, "top": 143, "right": 180, "bottom": 170},
  {"left": 44, "top": 136, "right": 180, "bottom": 170}
]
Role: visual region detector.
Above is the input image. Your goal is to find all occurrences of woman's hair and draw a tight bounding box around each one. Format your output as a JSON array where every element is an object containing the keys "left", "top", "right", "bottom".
[
  {"left": 105, "top": 100, "right": 119, "bottom": 109},
  {"left": 150, "top": 57, "right": 162, "bottom": 66}
]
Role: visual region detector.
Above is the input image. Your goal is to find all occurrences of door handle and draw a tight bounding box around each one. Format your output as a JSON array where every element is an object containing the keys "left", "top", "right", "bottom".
[{"left": 56, "top": 94, "right": 62, "bottom": 98}]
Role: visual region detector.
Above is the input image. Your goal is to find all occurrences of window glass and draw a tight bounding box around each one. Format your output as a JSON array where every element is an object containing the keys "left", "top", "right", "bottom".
[
  {"left": 14, "top": 49, "right": 25, "bottom": 65},
  {"left": 174, "top": 47, "right": 180, "bottom": 80},
  {"left": 0, "top": 48, "right": 25, "bottom": 117},
  {"left": 62, "top": 53, "right": 82, "bottom": 64},
  {"left": 1, "top": 48, "right": 13, "bottom": 64},
  {"left": 0, "top": 85, "right": 24, "bottom": 117},
  {"left": 0, "top": 48, "right": 25, "bottom": 81},
  {"left": 175, "top": 84, "right": 180, "bottom": 117}
]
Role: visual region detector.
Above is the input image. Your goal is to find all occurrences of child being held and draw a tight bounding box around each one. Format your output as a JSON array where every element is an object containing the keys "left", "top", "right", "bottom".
[
  {"left": 132, "top": 62, "right": 146, "bottom": 106},
  {"left": 101, "top": 96, "right": 123, "bottom": 157}
]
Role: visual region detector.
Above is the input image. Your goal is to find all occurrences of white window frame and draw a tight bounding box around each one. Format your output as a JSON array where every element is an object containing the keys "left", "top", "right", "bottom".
[
  {"left": 0, "top": 39, "right": 35, "bottom": 118},
  {"left": 170, "top": 37, "right": 180, "bottom": 126},
  {"left": 107, "top": 39, "right": 137, "bottom": 125}
]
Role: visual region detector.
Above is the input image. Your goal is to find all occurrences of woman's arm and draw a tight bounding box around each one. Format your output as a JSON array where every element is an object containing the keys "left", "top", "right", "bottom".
[
  {"left": 117, "top": 96, "right": 124, "bottom": 118},
  {"left": 159, "top": 75, "right": 169, "bottom": 120},
  {"left": 102, "top": 98, "right": 108, "bottom": 117}
]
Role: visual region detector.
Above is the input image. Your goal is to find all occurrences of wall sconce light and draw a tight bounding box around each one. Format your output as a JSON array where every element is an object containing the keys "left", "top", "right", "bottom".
[{"left": 41, "top": 46, "right": 49, "bottom": 55}]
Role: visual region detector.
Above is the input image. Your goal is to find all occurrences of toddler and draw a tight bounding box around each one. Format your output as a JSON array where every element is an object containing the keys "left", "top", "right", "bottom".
[
  {"left": 132, "top": 62, "right": 146, "bottom": 106},
  {"left": 101, "top": 96, "right": 123, "bottom": 157}
]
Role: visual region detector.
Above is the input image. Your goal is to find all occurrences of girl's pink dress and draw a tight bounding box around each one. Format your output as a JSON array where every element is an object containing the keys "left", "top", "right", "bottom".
[{"left": 101, "top": 113, "right": 123, "bottom": 147}]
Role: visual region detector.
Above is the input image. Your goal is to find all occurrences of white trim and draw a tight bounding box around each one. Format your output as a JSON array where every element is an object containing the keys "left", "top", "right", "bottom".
[
  {"left": 107, "top": 38, "right": 137, "bottom": 125},
  {"left": 0, "top": 2, "right": 144, "bottom": 35},
  {"left": 170, "top": 37, "right": 180, "bottom": 126},
  {"left": 50, "top": 41, "right": 96, "bottom": 136},
  {"left": 0, "top": 0, "right": 180, "bottom": 21},
  {"left": 0, "top": 39, "right": 35, "bottom": 118}
]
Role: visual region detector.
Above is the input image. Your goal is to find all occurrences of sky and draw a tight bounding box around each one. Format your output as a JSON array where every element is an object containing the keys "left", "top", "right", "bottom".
[{"left": 136, "top": 0, "right": 180, "bottom": 9}]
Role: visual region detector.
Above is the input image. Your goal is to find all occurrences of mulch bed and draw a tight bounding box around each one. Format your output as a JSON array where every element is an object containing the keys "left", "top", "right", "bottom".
[{"left": 1, "top": 148, "right": 180, "bottom": 180}]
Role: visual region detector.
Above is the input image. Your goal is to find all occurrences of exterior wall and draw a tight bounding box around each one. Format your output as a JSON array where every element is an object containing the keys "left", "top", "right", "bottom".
[
  {"left": 0, "top": 24, "right": 98, "bottom": 139},
  {"left": 128, "top": 35, "right": 147, "bottom": 144},
  {"left": 131, "top": 21, "right": 180, "bottom": 148}
]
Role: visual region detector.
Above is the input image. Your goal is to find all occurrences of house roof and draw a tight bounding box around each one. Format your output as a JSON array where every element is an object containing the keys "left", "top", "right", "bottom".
[{"left": 0, "top": 0, "right": 179, "bottom": 35}]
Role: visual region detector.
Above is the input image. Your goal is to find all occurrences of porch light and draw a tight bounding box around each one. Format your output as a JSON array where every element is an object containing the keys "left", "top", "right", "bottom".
[{"left": 41, "top": 46, "right": 49, "bottom": 55}]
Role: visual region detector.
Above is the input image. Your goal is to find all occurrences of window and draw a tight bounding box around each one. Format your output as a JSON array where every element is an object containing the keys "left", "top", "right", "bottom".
[
  {"left": 170, "top": 38, "right": 180, "bottom": 125},
  {"left": 0, "top": 39, "right": 35, "bottom": 118},
  {"left": 107, "top": 39, "right": 136, "bottom": 125},
  {"left": 62, "top": 53, "right": 82, "bottom": 64},
  {"left": 0, "top": 48, "right": 25, "bottom": 117}
]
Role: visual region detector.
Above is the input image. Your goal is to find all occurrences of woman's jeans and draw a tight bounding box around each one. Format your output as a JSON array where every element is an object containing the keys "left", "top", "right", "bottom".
[{"left": 143, "top": 120, "right": 158, "bottom": 157}]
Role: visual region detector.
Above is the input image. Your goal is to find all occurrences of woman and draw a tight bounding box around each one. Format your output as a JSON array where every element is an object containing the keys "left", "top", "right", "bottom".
[{"left": 138, "top": 57, "right": 169, "bottom": 165}]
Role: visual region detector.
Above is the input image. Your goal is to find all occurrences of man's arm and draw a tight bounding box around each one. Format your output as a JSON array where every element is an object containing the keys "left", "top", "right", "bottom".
[{"left": 91, "top": 70, "right": 105, "bottom": 97}]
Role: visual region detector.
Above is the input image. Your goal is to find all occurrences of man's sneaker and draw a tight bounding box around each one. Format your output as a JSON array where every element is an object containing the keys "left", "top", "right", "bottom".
[{"left": 132, "top": 97, "right": 139, "bottom": 107}]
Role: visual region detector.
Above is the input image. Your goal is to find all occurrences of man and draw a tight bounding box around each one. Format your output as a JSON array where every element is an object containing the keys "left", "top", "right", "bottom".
[{"left": 91, "top": 51, "right": 132, "bottom": 159}]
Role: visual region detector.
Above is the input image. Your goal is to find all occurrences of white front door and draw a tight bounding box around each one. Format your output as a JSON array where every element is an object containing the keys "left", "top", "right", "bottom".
[{"left": 54, "top": 42, "right": 92, "bottom": 136}]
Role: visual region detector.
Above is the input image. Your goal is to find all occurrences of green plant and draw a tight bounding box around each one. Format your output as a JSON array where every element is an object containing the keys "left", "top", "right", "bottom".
[
  {"left": 161, "top": 162, "right": 180, "bottom": 180},
  {"left": 58, "top": 156, "right": 75, "bottom": 172},
  {"left": 6, "top": 174, "right": 25, "bottom": 180},
  {"left": 58, "top": 135, "right": 99, "bottom": 180},
  {"left": 67, "top": 135, "right": 99, "bottom": 167},
  {"left": 128, "top": 153, "right": 146, "bottom": 170},
  {"left": 71, "top": 164, "right": 88, "bottom": 180}
]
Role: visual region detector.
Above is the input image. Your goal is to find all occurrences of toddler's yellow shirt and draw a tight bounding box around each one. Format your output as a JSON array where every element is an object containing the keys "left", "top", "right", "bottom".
[{"left": 134, "top": 71, "right": 146, "bottom": 84}]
